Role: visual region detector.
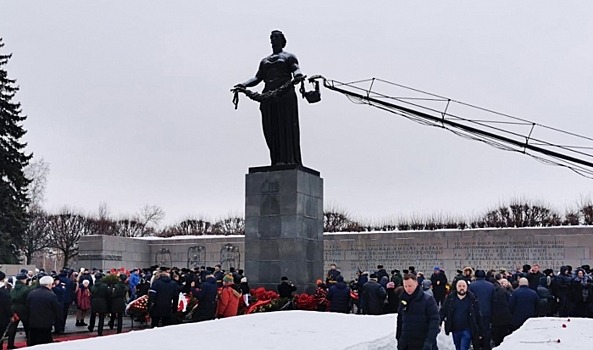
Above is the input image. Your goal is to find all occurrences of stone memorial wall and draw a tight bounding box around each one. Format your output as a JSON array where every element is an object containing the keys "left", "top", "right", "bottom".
[{"left": 76, "top": 226, "right": 593, "bottom": 282}]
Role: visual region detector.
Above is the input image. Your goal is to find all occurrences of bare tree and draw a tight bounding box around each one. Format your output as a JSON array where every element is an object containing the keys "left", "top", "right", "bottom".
[
  {"left": 138, "top": 204, "right": 165, "bottom": 235},
  {"left": 24, "top": 158, "right": 50, "bottom": 210},
  {"left": 47, "top": 209, "right": 89, "bottom": 267},
  {"left": 22, "top": 209, "right": 51, "bottom": 264},
  {"left": 20, "top": 158, "right": 51, "bottom": 263},
  {"left": 114, "top": 218, "right": 146, "bottom": 237},
  {"left": 212, "top": 216, "right": 245, "bottom": 235},
  {"left": 323, "top": 206, "right": 362, "bottom": 232}
]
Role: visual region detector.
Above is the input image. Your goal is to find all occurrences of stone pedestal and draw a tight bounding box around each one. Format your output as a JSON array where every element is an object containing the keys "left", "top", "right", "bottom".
[{"left": 245, "top": 164, "right": 324, "bottom": 294}]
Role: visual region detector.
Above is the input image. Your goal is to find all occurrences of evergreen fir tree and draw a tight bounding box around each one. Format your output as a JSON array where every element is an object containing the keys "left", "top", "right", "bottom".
[{"left": 0, "top": 38, "right": 32, "bottom": 263}]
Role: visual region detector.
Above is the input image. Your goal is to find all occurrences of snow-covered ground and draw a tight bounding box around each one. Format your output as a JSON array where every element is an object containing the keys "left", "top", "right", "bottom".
[{"left": 27, "top": 311, "right": 592, "bottom": 349}]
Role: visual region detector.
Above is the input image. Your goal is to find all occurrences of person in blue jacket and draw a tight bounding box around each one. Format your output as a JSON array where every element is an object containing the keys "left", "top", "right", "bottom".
[{"left": 327, "top": 275, "right": 351, "bottom": 313}]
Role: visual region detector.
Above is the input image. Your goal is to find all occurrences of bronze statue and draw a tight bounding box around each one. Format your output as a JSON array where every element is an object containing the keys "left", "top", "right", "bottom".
[{"left": 233, "top": 30, "right": 305, "bottom": 166}]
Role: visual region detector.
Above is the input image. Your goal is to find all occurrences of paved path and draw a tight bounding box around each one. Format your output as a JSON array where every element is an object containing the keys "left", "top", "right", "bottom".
[{"left": 6, "top": 313, "right": 143, "bottom": 349}]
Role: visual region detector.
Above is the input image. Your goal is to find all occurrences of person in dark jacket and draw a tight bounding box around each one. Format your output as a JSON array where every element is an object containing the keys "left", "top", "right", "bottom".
[
  {"left": 536, "top": 277, "right": 552, "bottom": 316},
  {"left": 51, "top": 275, "right": 66, "bottom": 335},
  {"left": 468, "top": 269, "right": 494, "bottom": 350},
  {"left": 391, "top": 269, "right": 403, "bottom": 288},
  {"left": 58, "top": 269, "right": 75, "bottom": 330},
  {"left": 192, "top": 275, "right": 218, "bottom": 322},
  {"left": 509, "top": 277, "right": 539, "bottom": 331},
  {"left": 88, "top": 273, "right": 109, "bottom": 335},
  {"left": 552, "top": 266, "right": 572, "bottom": 317},
  {"left": 430, "top": 266, "right": 448, "bottom": 307},
  {"left": 148, "top": 271, "right": 180, "bottom": 327},
  {"left": 5, "top": 273, "right": 30, "bottom": 349},
  {"left": 277, "top": 276, "right": 297, "bottom": 299},
  {"left": 26, "top": 276, "right": 62, "bottom": 346},
  {"left": 362, "top": 274, "right": 387, "bottom": 315},
  {"left": 326, "top": 263, "right": 341, "bottom": 284},
  {"left": 327, "top": 275, "right": 350, "bottom": 313},
  {"left": 384, "top": 281, "right": 399, "bottom": 314},
  {"left": 526, "top": 264, "right": 544, "bottom": 291},
  {"left": 491, "top": 279, "right": 513, "bottom": 347},
  {"left": 356, "top": 271, "right": 369, "bottom": 314},
  {"left": 396, "top": 273, "right": 440, "bottom": 350},
  {"left": 108, "top": 274, "right": 128, "bottom": 333},
  {"left": 440, "top": 279, "right": 484, "bottom": 350},
  {"left": 0, "top": 271, "right": 12, "bottom": 350},
  {"left": 376, "top": 265, "right": 389, "bottom": 282},
  {"left": 569, "top": 268, "right": 593, "bottom": 317}
]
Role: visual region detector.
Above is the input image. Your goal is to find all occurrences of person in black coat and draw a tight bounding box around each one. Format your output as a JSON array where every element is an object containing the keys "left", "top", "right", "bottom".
[
  {"left": 468, "top": 269, "right": 495, "bottom": 350},
  {"left": 108, "top": 274, "right": 128, "bottom": 333},
  {"left": 491, "top": 279, "right": 513, "bottom": 347},
  {"left": 440, "top": 279, "right": 484, "bottom": 350},
  {"left": 552, "top": 266, "right": 572, "bottom": 317},
  {"left": 58, "top": 270, "right": 75, "bottom": 331},
  {"left": 148, "top": 271, "right": 179, "bottom": 327},
  {"left": 327, "top": 275, "right": 350, "bottom": 313},
  {"left": 26, "top": 276, "right": 62, "bottom": 346},
  {"left": 192, "top": 275, "right": 218, "bottom": 322},
  {"left": 430, "top": 266, "right": 448, "bottom": 307},
  {"left": 362, "top": 274, "right": 387, "bottom": 315},
  {"left": 277, "top": 276, "right": 297, "bottom": 299},
  {"left": 88, "top": 273, "right": 109, "bottom": 336},
  {"left": 0, "top": 271, "right": 12, "bottom": 350},
  {"left": 509, "top": 278, "right": 539, "bottom": 331},
  {"left": 396, "top": 274, "right": 440, "bottom": 350},
  {"left": 356, "top": 271, "right": 369, "bottom": 314}
]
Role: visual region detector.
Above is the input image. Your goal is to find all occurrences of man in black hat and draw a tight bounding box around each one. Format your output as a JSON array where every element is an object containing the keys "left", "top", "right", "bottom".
[
  {"left": 5, "top": 273, "right": 31, "bottom": 349},
  {"left": 277, "top": 276, "right": 297, "bottom": 299}
]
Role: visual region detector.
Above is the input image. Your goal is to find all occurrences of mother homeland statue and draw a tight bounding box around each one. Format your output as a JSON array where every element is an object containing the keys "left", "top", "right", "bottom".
[{"left": 233, "top": 30, "right": 305, "bottom": 166}]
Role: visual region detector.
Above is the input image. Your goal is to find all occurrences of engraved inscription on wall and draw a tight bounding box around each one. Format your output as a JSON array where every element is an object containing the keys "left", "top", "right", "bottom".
[{"left": 324, "top": 234, "right": 568, "bottom": 279}]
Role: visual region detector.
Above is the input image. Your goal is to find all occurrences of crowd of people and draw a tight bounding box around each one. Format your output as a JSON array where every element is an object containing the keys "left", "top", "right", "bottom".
[
  {"left": 2, "top": 261, "right": 593, "bottom": 349},
  {"left": 324, "top": 262, "right": 593, "bottom": 350}
]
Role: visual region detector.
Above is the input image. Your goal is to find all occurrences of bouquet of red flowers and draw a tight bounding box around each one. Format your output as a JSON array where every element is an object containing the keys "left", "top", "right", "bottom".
[
  {"left": 293, "top": 293, "right": 317, "bottom": 311},
  {"left": 126, "top": 295, "right": 150, "bottom": 323}
]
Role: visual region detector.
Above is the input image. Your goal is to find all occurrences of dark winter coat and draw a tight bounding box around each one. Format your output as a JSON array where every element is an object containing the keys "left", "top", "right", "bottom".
[
  {"left": 10, "top": 281, "right": 30, "bottom": 318},
  {"left": 90, "top": 280, "right": 110, "bottom": 313},
  {"left": 396, "top": 285, "right": 440, "bottom": 350},
  {"left": 362, "top": 279, "right": 386, "bottom": 315},
  {"left": 0, "top": 286, "right": 11, "bottom": 334},
  {"left": 430, "top": 271, "right": 448, "bottom": 301},
  {"left": 491, "top": 284, "right": 512, "bottom": 327},
  {"left": 536, "top": 282, "right": 552, "bottom": 316},
  {"left": 509, "top": 285, "right": 539, "bottom": 329},
  {"left": 527, "top": 271, "right": 544, "bottom": 291},
  {"left": 391, "top": 272, "right": 403, "bottom": 287},
  {"left": 376, "top": 268, "right": 389, "bottom": 282},
  {"left": 148, "top": 276, "right": 179, "bottom": 318},
  {"left": 59, "top": 273, "right": 75, "bottom": 304},
  {"left": 327, "top": 281, "right": 350, "bottom": 313},
  {"left": 192, "top": 276, "right": 218, "bottom": 321},
  {"left": 277, "top": 281, "right": 297, "bottom": 299},
  {"left": 26, "top": 286, "right": 61, "bottom": 330},
  {"left": 440, "top": 291, "right": 483, "bottom": 345},
  {"left": 109, "top": 282, "right": 127, "bottom": 314},
  {"left": 468, "top": 278, "right": 495, "bottom": 317}
]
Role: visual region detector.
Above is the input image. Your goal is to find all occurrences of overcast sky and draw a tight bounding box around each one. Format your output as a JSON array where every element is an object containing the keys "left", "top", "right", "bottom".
[{"left": 1, "top": 1, "right": 592, "bottom": 226}]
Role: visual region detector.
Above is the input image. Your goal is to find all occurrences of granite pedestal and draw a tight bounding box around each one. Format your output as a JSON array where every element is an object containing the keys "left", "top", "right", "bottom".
[{"left": 245, "top": 165, "right": 324, "bottom": 294}]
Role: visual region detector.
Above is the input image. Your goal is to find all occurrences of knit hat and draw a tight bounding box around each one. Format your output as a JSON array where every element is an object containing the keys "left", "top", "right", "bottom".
[
  {"left": 281, "top": 276, "right": 289, "bottom": 281},
  {"left": 336, "top": 275, "right": 344, "bottom": 283},
  {"left": 223, "top": 274, "right": 234, "bottom": 284},
  {"left": 475, "top": 270, "right": 486, "bottom": 278},
  {"left": 433, "top": 266, "right": 440, "bottom": 271},
  {"left": 16, "top": 273, "right": 28, "bottom": 280}
]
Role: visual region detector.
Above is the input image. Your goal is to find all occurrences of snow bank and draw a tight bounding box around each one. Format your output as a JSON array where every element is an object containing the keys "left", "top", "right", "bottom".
[{"left": 28, "top": 311, "right": 593, "bottom": 350}]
